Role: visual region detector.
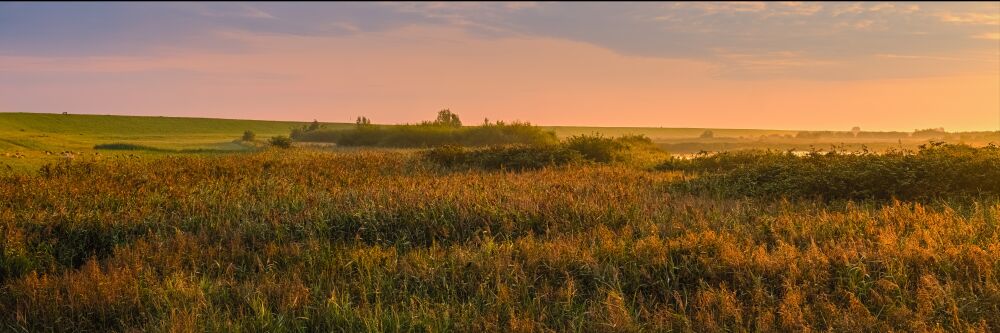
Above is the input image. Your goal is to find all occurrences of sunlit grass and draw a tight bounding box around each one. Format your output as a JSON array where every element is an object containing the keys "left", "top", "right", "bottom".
[{"left": 1, "top": 149, "right": 998, "bottom": 331}]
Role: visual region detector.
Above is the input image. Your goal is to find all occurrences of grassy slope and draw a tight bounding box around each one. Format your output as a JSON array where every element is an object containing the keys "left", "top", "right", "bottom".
[
  {"left": 0, "top": 112, "right": 348, "bottom": 149},
  {"left": 0, "top": 112, "right": 351, "bottom": 170}
]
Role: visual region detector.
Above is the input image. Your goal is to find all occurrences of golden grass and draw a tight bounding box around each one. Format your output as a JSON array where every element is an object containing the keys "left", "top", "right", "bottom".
[{"left": 1, "top": 150, "right": 997, "bottom": 332}]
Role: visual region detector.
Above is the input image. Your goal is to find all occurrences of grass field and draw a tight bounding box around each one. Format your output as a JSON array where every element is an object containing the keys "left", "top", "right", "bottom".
[
  {"left": 0, "top": 113, "right": 347, "bottom": 171},
  {"left": 1, "top": 146, "right": 998, "bottom": 332}
]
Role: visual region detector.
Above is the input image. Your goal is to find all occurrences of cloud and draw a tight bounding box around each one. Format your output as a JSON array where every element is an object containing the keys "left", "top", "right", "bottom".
[
  {"left": 936, "top": 12, "right": 1000, "bottom": 25},
  {"left": 1, "top": 2, "right": 996, "bottom": 80},
  {"left": 972, "top": 32, "right": 1000, "bottom": 40}
]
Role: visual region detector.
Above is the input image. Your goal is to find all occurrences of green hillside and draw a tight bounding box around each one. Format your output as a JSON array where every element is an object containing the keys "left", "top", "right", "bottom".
[
  {"left": 0, "top": 113, "right": 351, "bottom": 170},
  {"left": 0, "top": 112, "right": 350, "bottom": 151}
]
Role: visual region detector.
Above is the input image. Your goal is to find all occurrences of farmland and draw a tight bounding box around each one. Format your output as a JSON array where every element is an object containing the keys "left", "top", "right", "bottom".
[{"left": 1, "top": 113, "right": 999, "bottom": 331}]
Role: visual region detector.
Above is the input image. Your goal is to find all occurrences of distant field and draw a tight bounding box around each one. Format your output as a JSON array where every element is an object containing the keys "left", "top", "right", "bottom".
[
  {"left": 542, "top": 125, "right": 798, "bottom": 140},
  {"left": 0, "top": 112, "right": 347, "bottom": 150},
  {"left": 0, "top": 113, "right": 352, "bottom": 170},
  {"left": 2, "top": 112, "right": 995, "bottom": 170}
]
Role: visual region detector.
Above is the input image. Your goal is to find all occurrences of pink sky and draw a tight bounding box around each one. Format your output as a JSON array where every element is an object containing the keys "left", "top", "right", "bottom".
[{"left": 1, "top": 2, "right": 998, "bottom": 131}]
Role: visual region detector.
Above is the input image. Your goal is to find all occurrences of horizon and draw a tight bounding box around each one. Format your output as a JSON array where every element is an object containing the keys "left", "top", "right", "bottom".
[{"left": 1, "top": 2, "right": 998, "bottom": 132}]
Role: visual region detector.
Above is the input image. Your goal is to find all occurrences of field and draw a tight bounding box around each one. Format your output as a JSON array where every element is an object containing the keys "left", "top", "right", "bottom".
[
  {"left": 2, "top": 113, "right": 1000, "bottom": 332},
  {"left": 6, "top": 112, "right": 994, "bottom": 169}
]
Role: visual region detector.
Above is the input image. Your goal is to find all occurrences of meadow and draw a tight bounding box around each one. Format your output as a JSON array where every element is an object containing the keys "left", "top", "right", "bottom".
[{"left": 1, "top": 113, "right": 999, "bottom": 332}]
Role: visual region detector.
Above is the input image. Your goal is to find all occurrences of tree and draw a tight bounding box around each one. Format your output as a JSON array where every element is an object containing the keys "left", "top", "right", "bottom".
[
  {"left": 851, "top": 126, "right": 861, "bottom": 137},
  {"left": 308, "top": 119, "right": 322, "bottom": 131},
  {"left": 434, "top": 109, "right": 462, "bottom": 127},
  {"left": 242, "top": 130, "right": 256, "bottom": 142},
  {"left": 699, "top": 130, "right": 714, "bottom": 139},
  {"left": 356, "top": 116, "right": 371, "bottom": 126}
]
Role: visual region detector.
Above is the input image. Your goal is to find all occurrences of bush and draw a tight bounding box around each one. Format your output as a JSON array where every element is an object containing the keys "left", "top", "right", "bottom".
[
  {"left": 562, "top": 135, "right": 625, "bottom": 163},
  {"left": 425, "top": 144, "right": 582, "bottom": 170},
  {"left": 425, "top": 134, "right": 667, "bottom": 170},
  {"left": 297, "top": 122, "right": 559, "bottom": 148},
  {"left": 242, "top": 130, "right": 256, "bottom": 142},
  {"left": 562, "top": 134, "right": 661, "bottom": 163},
  {"left": 269, "top": 136, "right": 293, "bottom": 148},
  {"left": 665, "top": 143, "right": 1000, "bottom": 201}
]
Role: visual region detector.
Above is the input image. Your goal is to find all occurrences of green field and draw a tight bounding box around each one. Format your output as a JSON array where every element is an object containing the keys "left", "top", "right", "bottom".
[
  {"left": 0, "top": 113, "right": 347, "bottom": 171},
  {"left": 0, "top": 112, "right": 345, "bottom": 151}
]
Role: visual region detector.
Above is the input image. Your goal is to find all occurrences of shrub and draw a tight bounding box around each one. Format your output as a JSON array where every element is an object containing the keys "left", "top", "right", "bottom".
[
  {"left": 297, "top": 122, "right": 559, "bottom": 148},
  {"left": 269, "top": 136, "right": 293, "bottom": 148},
  {"left": 242, "top": 130, "right": 256, "bottom": 142},
  {"left": 562, "top": 135, "right": 625, "bottom": 163},
  {"left": 562, "top": 134, "right": 661, "bottom": 163},
  {"left": 666, "top": 143, "right": 1000, "bottom": 201},
  {"left": 425, "top": 144, "right": 582, "bottom": 170}
]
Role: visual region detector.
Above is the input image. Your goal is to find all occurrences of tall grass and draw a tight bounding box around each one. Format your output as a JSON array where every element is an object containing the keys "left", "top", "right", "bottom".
[{"left": 1, "top": 150, "right": 997, "bottom": 331}]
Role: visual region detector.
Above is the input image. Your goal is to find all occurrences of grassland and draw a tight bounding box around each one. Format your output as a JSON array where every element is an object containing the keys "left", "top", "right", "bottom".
[
  {"left": 1, "top": 145, "right": 999, "bottom": 331},
  {"left": 2, "top": 112, "right": 999, "bottom": 331},
  {"left": 0, "top": 113, "right": 349, "bottom": 171}
]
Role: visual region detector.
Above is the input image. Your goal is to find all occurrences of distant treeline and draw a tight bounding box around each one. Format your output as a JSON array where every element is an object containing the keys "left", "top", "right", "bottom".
[{"left": 291, "top": 110, "right": 559, "bottom": 147}]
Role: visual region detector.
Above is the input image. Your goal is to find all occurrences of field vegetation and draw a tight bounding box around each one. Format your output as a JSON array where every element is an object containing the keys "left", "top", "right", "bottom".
[
  {"left": 2, "top": 141, "right": 999, "bottom": 331},
  {"left": 292, "top": 110, "right": 559, "bottom": 148}
]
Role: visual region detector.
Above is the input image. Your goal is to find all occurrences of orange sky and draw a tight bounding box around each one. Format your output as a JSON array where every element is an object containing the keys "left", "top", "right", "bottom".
[{"left": 1, "top": 2, "right": 998, "bottom": 131}]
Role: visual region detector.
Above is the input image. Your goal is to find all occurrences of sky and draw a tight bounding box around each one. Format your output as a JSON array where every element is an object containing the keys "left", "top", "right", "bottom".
[{"left": 1, "top": 2, "right": 998, "bottom": 131}]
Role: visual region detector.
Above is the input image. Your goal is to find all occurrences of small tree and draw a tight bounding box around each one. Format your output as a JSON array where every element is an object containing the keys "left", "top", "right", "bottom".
[
  {"left": 269, "top": 136, "right": 292, "bottom": 148},
  {"left": 242, "top": 130, "right": 256, "bottom": 142},
  {"left": 434, "top": 109, "right": 462, "bottom": 127},
  {"left": 851, "top": 126, "right": 861, "bottom": 137},
  {"left": 356, "top": 116, "right": 371, "bottom": 126},
  {"left": 308, "top": 119, "right": 322, "bottom": 131},
  {"left": 699, "top": 130, "right": 714, "bottom": 139}
]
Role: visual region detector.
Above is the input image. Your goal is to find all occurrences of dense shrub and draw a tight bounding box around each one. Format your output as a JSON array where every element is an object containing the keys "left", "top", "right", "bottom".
[
  {"left": 664, "top": 143, "right": 1000, "bottom": 200},
  {"left": 294, "top": 122, "right": 559, "bottom": 148},
  {"left": 242, "top": 130, "right": 256, "bottom": 142},
  {"left": 425, "top": 144, "right": 582, "bottom": 170},
  {"left": 269, "top": 136, "right": 293, "bottom": 148},
  {"left": 425, "top": 134, "right": 666, "bottom": 170},
  {"left": 563, "top": 134, "right": 662, "bottom": 163}
]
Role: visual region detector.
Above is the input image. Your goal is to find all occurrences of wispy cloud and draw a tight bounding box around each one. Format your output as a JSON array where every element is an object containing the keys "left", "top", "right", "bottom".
[
  {"left": 936, "top": 12, "right": 1000, "bottom": 25},
  {"left": 0, "top": 2, "right": 996, "bottom": 80}
]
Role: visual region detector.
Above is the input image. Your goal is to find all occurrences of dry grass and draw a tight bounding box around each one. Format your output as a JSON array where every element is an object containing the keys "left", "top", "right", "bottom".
[{"left": 1, "top": 150, "right": 998, "bottom": 332}]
